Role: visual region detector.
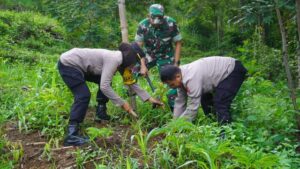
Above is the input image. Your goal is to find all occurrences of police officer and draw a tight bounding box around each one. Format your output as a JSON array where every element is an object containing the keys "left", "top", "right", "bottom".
[
  {"left": 160, "top": 56, "right": 247, "bottom": 124},
  {"left": 135, "top": 4, "right": 182, "bottom": 111},
  {"left": 58, "top": 42, "right": 163, "bottom": 146}
]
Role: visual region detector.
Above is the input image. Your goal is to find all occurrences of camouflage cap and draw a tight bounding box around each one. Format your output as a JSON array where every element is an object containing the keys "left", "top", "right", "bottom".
[{"left": 149, "top": 4, "right": 164, "bottom": 16}]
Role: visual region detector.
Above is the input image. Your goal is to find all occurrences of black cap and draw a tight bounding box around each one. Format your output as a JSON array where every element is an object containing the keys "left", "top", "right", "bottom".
[
  {"left": 119, "top": 42, "right": 138, "bottom": 68},
  {"left": 131, "top": 42, "right": 145, "bottom": 59}
]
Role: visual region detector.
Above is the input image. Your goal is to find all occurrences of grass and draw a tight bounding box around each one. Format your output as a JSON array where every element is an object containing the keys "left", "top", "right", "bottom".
[
  {"left": 0, "top": 10, "right": 299, "bottom": 169},
  {"left": 1, "top": 55, "right": 300, "bottom": 168}
]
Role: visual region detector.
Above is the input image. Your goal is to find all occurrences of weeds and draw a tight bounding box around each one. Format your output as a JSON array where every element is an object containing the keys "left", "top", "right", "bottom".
[
  {"left": 86, "top": 127, "right": 113, "bottom": 148},
  {"left": 74, "top": 149, "right": 105, "bottom": 169},
  {"left": 0, "top": 9, "right": 299, "bottom": 169}
]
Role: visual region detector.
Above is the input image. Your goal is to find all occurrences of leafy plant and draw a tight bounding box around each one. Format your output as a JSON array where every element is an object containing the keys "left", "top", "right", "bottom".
[
  {"left": 231, "top": 147, "right": 279, "bottom": 168},
  {"left": 86, "top": 127, "right": 113, "bottom": 141},
  {"left": 75, "top": 149, "right": 106, "bottom": 169}
]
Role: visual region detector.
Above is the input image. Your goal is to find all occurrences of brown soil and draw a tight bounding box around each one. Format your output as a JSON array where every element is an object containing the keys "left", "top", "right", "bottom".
[{"left": 4, "top": 109, "right": 164, "bottom": 169}]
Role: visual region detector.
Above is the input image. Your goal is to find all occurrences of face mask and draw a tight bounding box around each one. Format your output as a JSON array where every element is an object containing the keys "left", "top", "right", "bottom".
[
  {"left": 151, "top": 15, "right": 163, "bottom": 25},
  {"left": 153, "top": 17, "right": 162, "bottom": 24}
]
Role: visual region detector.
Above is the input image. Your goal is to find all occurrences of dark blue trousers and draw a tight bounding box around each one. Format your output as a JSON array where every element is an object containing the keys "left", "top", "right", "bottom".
[
  {"left": 201, "top": 60, "right": 247, "bottom": 124},
  {"left": 58, "top": 61, "right": 108, "bottom": 124}
]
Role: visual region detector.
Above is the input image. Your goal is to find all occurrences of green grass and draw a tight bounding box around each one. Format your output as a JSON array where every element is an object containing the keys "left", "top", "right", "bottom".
[{"left": 0, "top": 10, "right": 299, "bottom": 168}]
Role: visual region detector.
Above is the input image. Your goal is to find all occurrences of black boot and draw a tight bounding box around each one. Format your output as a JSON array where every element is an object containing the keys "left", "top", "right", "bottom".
[
  {"left": 95, "top": 104, "right": 111, "bottom": 122},
  {"left": 63, "top": 124, "right": 89, "bottom": 146}
]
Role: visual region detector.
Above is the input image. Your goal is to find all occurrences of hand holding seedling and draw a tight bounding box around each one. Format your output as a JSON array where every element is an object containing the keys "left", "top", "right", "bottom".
[
  {"left": 122, "top": 102, "right": 138, "bottom": 118},
  {"left": 148, "top": 97, "right": 164, "bottom": 107},
  {"left": 128, "top": 109, "right": 138, "bottom": 118}
]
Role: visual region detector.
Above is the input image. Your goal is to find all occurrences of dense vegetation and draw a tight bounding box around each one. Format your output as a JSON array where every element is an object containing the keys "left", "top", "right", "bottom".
[{"left": 0, "top": 0, "right": 299, "bottom": 168}]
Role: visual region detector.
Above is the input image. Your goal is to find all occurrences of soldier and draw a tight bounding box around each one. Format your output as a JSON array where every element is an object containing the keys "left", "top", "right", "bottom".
[
  {"left": 58, "top": 42, "right": 163, "bottom": 146},
  {"left": 160, "top": 56, "right": 247, "bottom": 124},
  {"left": 135, "top": 4, "right": 182, "bottom": 111}
]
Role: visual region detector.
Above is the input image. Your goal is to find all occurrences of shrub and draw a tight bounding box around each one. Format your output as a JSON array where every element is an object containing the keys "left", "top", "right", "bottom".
[{"left": 0, "top": 10, "right": 70, "bottom": 63}]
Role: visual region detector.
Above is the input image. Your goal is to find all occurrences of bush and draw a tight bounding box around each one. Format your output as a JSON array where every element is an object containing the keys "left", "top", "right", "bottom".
[
  {"left": 0, "top": 10, "right": 70, "bottom": 63},
  {"left": 236, "top": 28, "right": 285, "bottom": 81}
]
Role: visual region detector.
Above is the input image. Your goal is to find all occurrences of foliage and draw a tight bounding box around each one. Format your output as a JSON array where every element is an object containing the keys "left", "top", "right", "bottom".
[
  {"left": 0, "top": 134, "right": 23, "bottom": 168},
  {"left": 0, "top": 1, "right": 299, "bottom": 169},
  {"left": 142, "top": 117, "right": 297, "bottom": 168},
  {"left": 237, "top": 27, "right": 285, "bottom": 81},
  {"left": 86, "top": 127, "right": 113, "bottom": 141},
  {"left": 38, "top": 0, "right": 121, "bottom": 48},
  {"left": 0, "top": 10, "right": 69, "bottom": 63},
  {"left": 74, "top": 148, "right": 106, "bottom": 169}
]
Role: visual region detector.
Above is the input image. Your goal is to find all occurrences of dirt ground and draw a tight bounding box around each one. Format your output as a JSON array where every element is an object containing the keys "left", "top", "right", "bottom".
[{"left": 3, "top": 109, "right": 163, "bottom": 169}]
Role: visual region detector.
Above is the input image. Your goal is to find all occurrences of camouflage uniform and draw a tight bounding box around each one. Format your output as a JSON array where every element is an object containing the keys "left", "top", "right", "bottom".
[{"left": 135, "top": 16, "right": 182, "bottom": 110}]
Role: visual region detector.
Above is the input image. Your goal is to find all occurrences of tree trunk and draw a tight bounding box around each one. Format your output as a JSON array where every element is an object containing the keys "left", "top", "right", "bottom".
[
  {"left": 295, "top": 0, "right": 300, "bottom": 149},
  {"left": 217, "top": 14, "right": 220, "bottom": 49},
  {"left": 275, "top": 5, "right": 300, "bottom": 144},
  {"left": 118, "top": 0, "right": 128, "bottom": 43},
  {"left": 296, "top": 0, "right": 300, "bottom": 89},
  {"left": 212, "top": 3, "right": 220, "bottom": 49},
  {"left": 118, "top": 0, "right": 136, "bottom": 111}
]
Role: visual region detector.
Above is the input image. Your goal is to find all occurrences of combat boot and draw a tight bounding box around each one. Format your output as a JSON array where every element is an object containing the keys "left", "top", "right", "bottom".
[
  {"left": 63, "top": 123, "right": 89, "bottom": 146},
  {"left": 95, "top": 104, "right": 111, "bottom": 122}
]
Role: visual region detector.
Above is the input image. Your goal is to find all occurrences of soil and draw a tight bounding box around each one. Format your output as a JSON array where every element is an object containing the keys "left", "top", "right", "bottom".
[{"left": 3, "top": 109, "right": 164, "bottom": 169}]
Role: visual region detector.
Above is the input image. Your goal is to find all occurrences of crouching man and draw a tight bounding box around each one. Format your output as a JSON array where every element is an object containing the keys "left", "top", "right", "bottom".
[
  {"left": 58, "top": 42, "right": 163, "bottom": 146},
  {"left": 159, "top": 56, "right": 247, "bottom": 124}
]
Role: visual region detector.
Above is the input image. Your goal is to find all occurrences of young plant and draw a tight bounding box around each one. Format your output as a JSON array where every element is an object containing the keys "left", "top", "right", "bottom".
[
  {"left": 9, "top": 141, "right": 24, "bottom": 162},
  {"left": 42, "top": 142, "right": 52, "bottom": 161},
  {"left": 186, "top": 141, "right": 232, "bottom": 169},
  {"left": 130, "top": 124, "right": 149, "bottom": 166},
  {"left": 75, "top": 148, "right": 107, "bottom": 169},
  {"left": 86, "top": 127, "right": 113, "bottom": 148},
  {"left": 231, "top": 147, "right": 279, "bottom": 168}
]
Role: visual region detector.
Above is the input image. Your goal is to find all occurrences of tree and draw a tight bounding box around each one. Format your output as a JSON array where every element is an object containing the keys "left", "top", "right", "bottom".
[
  {"left": 118, "top": 0, "right": 128, "bottom": 43},
  {"left": 275, "top": 0, "right": 300, "bottom": 144},
  {"left": 294, "top": 0, "right": 300, "bottom": 147},
  {"left": 118, "top": 0, "right": 137, "bottom": 111},
  {"left": 296, "top": 0, "right": 300, "bottom": 89}
]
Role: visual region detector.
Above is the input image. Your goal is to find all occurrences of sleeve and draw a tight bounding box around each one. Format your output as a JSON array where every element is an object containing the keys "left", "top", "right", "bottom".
[
  {"left": 119, "top": 67, "right": 151, "bottom": 102},
  {"left": 176, "top": 80, "right": 201, "bottom": 121},
  {"left": 173, "top": 88, "right": 187, "bottom": 118},
  {"left": 170, "top": 20, "right": 182, "bottom": 42},
  {"left": 179, "top": 96, "right": 201, "bottom": 122},
  {"left": 135, "top": 24, "right": 144, "bottom": 42},
  {"left": 128, "top": 83, "right": 151, "bottom": 102},
  {"left": 100, "top": 59, "right": 125, "bottom": 107}
]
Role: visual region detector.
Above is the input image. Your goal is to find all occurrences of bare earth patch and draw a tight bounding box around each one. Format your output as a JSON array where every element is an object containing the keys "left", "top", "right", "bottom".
[{"left": 3, "top": 109, "right": 164, "bottom": 168}]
